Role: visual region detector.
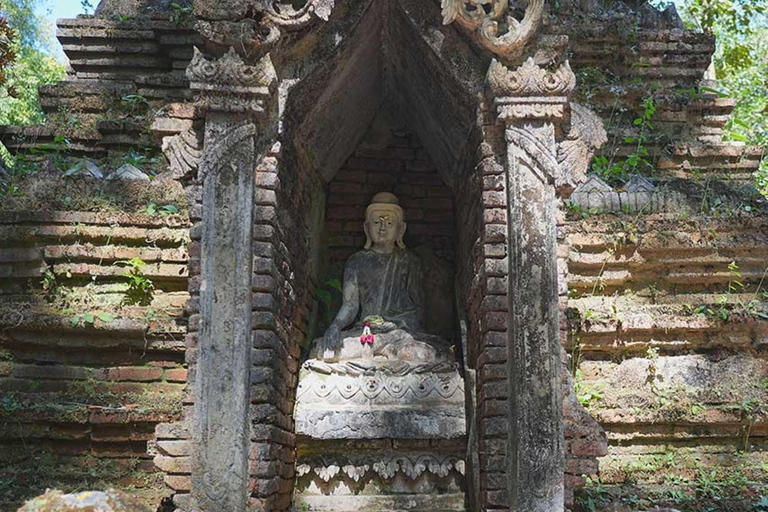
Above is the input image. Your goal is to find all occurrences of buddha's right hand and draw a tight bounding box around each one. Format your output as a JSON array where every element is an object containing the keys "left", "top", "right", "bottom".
[{"left": 321, "top": 323, "right": 342, "bottom": 359}]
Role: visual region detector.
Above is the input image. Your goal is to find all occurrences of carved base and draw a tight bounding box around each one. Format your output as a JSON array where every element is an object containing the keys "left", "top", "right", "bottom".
[
  {"left": 295, "top": 359, "right": 466, "bottom": 439},
  {"left": 294, "top": 441, "right": 466, "bottom": 512},
  {"left": 294, "top": 362, "right": 467, "bottom": 510}
]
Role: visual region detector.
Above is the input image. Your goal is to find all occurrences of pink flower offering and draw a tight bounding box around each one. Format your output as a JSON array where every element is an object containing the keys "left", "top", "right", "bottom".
[{"left": 360, "top": 322, "right": 374, "bottom": 345}]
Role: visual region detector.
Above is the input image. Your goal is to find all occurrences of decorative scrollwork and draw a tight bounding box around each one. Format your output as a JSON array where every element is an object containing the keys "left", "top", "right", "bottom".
[
  {"left": 264, "top": 0, "right": 335, "bottom": 29},
  {"left": 162, "top": 128, "right": 202, "bottom": 180},
  {"left": 487, "top": 57, "right": 576, "bottom": 98},
  {"left": 297, "top": 454, "right": 466, "bottom": 482},
  {"left": 441, "top": 0, "right": 544, "bottom": 60},
  {"left": 296, "top": 368, "right": 464, "bottom": 403},
  {"left": 187, "top": 47, "right": 277, "bottom": 115}
]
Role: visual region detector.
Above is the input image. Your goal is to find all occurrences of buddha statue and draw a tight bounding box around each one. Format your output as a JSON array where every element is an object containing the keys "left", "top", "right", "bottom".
[{"left": 313, "top": 192, "right": 452, "bottom": 364}]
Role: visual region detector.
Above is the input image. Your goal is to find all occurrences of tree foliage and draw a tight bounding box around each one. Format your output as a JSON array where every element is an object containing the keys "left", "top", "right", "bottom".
[
  {"left": 675, "top": 0, "right": 768, "bottom": 194},
  {"left": 0, "top": 0, "right": 64, "bottom": 125}
]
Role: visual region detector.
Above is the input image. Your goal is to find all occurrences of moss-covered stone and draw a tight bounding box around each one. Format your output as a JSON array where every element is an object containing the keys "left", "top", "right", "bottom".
[{"left": 17, "top": 489, "right": 151, "bottom": 512}]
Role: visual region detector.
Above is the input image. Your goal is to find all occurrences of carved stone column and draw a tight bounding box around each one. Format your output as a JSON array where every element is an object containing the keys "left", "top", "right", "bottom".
[
  {"left": 487, "top": 57, "right": 586, "bottom": 512},
  {"left": 187, "top": 47, "right": 278, "bottom": 512}
]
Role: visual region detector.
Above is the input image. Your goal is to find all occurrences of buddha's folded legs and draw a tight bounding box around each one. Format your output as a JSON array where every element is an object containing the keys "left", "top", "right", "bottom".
[{"left": 313, "top": 328, "right": 450, "bottom": 363}]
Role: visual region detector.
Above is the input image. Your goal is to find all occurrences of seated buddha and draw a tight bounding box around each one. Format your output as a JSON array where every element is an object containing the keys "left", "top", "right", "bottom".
[{"left": 313, "top": 192, "right": 452, "bottom": 364}]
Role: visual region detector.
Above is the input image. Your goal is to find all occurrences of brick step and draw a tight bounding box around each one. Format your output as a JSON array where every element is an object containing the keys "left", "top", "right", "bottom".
[
  {"left": 597, "top": 447, "right": 768, "bottom": 486},
  {"left": 568, "top": 269, "right": 768, "bottom": 294},
  {"left": 0, "top": 223, "right": 189, "bottom": 247},
  {"left": 0, "top": 311, "right": 186, "bottom": 339}
]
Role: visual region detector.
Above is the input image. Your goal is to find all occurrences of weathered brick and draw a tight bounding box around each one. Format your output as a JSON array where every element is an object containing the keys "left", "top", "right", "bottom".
[
  {"left": 154, "top": 455, "right": 191, "bottom": 474},
  {"left": 164, "top": 368, "right": 188, "bottom": 383},
  {"left": 157, "top": 440, "right": 190, "bottom": 457},
  {"left": 164, "top": 475, "right": 191, "bottom": 491},
  {"left": 99, "top": 366, "right": 163, "bottom": 382}
]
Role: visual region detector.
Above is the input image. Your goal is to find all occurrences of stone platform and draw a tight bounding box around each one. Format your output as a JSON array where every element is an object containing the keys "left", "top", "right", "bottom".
[{"left": 294, "top": 359, "right": 467, "bottom": 511}]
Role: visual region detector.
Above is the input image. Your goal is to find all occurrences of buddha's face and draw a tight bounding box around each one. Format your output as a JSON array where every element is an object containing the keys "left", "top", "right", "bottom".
[{"left": 366, "top": 209, "right": 403, "bottom": 249}]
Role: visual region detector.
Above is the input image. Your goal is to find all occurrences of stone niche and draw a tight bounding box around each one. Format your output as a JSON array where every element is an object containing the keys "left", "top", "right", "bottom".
[{"left": 293, "top": 111, "right": 467, "bottom": 511}]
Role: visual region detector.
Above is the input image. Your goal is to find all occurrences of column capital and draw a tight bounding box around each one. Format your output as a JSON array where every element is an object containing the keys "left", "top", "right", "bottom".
[
  {"left": 487, "top": 57, "right": 575, "bottom": 125},
  {"left": 187, "top": 47, "right": 278, "bottom": 117},
  {"left": 487, "top": 57, "right": 607, "bottom": 192}
]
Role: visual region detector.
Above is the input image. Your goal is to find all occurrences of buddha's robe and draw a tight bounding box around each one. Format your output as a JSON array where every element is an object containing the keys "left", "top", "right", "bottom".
[
  {"left": 345, "top": 249, "right": 424, "bottom": 331},
  {"left": 312, "top": 248, "right": 451, "bottom": 363}
]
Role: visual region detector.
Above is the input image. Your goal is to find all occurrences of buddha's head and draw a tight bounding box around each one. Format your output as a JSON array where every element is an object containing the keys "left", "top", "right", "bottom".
[{"left": 364, "top": 192, "right": 406, "bottom": 252}]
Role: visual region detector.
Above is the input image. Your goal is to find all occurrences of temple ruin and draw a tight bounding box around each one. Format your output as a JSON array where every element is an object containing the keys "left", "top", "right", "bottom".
[{"left": 0, "top": 0, "right": 766, "bottom": 511}]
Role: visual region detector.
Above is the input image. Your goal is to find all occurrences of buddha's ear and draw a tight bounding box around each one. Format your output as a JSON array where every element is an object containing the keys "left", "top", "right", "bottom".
[
  {"left": 363, "top": 222, "right": 372, "bottom": 250},
  {"left": 397, "top": 221, "right": 407, "bottom": 249}
]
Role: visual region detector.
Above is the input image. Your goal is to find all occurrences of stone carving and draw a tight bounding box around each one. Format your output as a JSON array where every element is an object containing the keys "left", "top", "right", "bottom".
[
  {"left": 488, "top": 57, "right": 606, "bottom": 190},
  {"left": 187, "top": 47, "right": 277, "bottom": 115},
  {"left": 188, "top": 43, "right": 278, "bottom": 512},
  {"left": 570, "top": 173, "right": 681, "bottom": 213},
  {"left": 297, "top": 454, "right": 466, "bottom": 482},
  {"left": 487, "top": 57, "right": 576, "bottom": 98},
  {"left": 558, "top": 103, "right": 609, "bottom": 187},
  {"left": 296, "top": 366, "right": 464, "bottom": 403},
  {"left": 191, "top": 118, "right": 257, "bottom": 512},
  {"left": 303, "top": 358, "right": 457, "bottom": 376},
  {"left": 442, "top": 0, "right": 544, "bottom": 60},
  {"left": 195, "top": 0, "right": 334, "bottom": 58},
  {"left": 263, "top": 0, "right": 336, "bottom": 28},
  {"left": 162, "top": 128, "right": 202, "bottom": 180},
  {"left": 485, "top": 51, "right": 591, "bottom": 512},
  {"left": 312, "top": 192, "right": 453, "bottom": 364}
]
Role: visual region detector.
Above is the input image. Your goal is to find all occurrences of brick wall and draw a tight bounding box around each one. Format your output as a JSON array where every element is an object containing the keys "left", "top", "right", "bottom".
[
  {"left": 325, "top": 131, "right": 455, "bottom": 264},
  {"left": 0, "top": 211, "right": 189, "bottom": 510}
]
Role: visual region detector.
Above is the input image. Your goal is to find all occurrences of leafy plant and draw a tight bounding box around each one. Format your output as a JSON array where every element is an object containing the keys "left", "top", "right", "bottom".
[
  {"left": 170, "top": 2, "right": 194, "bottom": 27},
  {"left": 118, "top": 258, "right": 154, "bottom": 306},
  {"left": 0, "top": 392, "right": 20, "bottom": 414},
  {"left": 644, "top": 347, "right": 664, "bottom": 396},
  {"left": 316, "top": 277, "right": 342, "bottom": 325},
  {"left": 0, "top": 1, "right": 66, "bottom": 126},
  {"left": 119, "top": 93, "right": 149, "bottom": 116},
  {"left": 144, "top": 203, "right": 179, "bottom": 216},
  {"left": 733, "top": 397, "right": 765, "bottom": 452},
  {"left": 80, "top": 0, "right": 94, "bottom": 14},
  {"left": 590, "top": 97, "right": 657, "bottom": 184},
  {"left": 70, "top": 312, "right": 115, "bottom": 327}
]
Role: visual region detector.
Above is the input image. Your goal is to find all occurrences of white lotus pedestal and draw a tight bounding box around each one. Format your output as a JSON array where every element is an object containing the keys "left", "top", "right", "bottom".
[{"left": 294, "top": 359, "right": 467, "bottom": 511}]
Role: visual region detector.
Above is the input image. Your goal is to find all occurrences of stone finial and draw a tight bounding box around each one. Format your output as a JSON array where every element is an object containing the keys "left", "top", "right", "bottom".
[
  {"left": 187, "top": 47, "right": 277, "bottom": 115},
  {"left": 106, "top": 163, "right": 150, "bottom": 182},
  {"left": 63, "top": 160, "right": 103, "bottom": 179},
  {"left": 626, "top": 174, "right": 656, "bottom": 193},
  {"left": 442, "top": 0, "right": 544, "bottom": 61}
]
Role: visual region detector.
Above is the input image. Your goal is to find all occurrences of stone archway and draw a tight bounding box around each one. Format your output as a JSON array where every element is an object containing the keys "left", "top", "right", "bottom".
[{"left": 184, "top": 0, "right": 606, "bottom": 510}]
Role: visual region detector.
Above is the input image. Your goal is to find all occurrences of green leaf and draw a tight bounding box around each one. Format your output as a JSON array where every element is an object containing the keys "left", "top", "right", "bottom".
[
  {"left": 316, "top": 289, "right": 331, "bottom": 306},
  {"left": 83, "top": 313, "right": 95, "bottom": 324},
  {"left": 326, "top": 278, "right": 342, "bottom": 291},
  {"left": 160, "top": 204, "right": 179, "bottom": 215},
  {"left": 729, "top": 132, "right": 749, "bottom": 142},
  {"left": 699, "top": 86, "right": 730, "bottom": 98},
  {"left": 733, "top": 118, "right": 750, "bottom": 128},
  {"left": 97, "top": 313, "right": 115, "bottom": 323},
  {"left": 145, "top": 203, "right": 157, "bottom": 215},
  {"left": 70, "top": 315, "right": 80, "bottom": 326}
]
